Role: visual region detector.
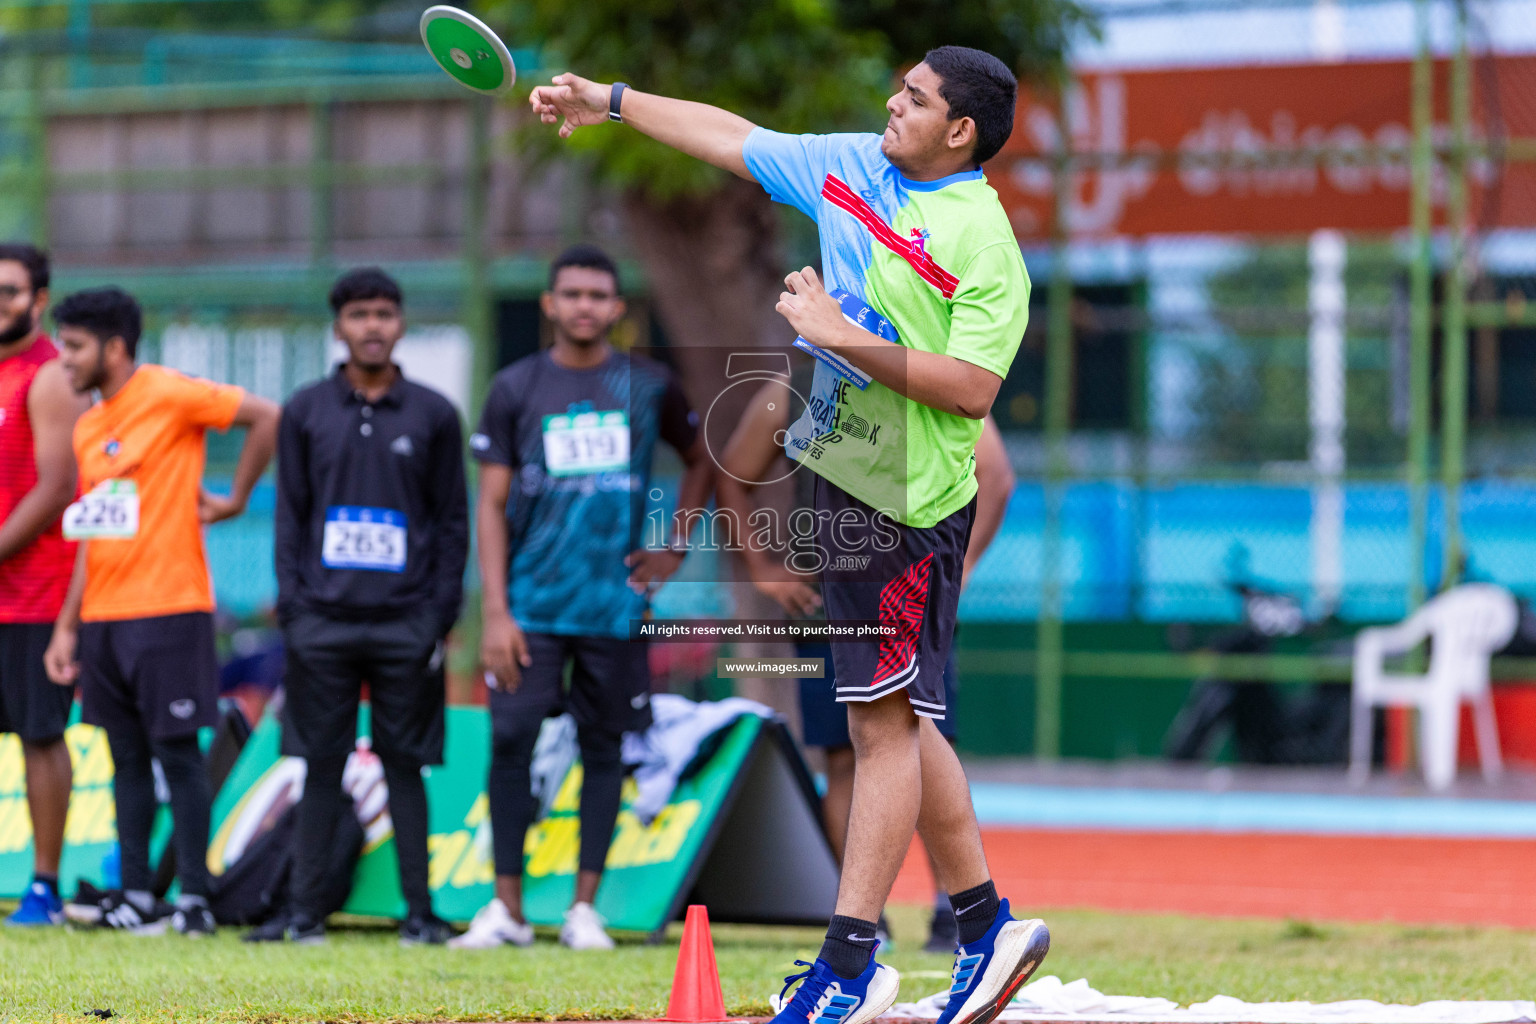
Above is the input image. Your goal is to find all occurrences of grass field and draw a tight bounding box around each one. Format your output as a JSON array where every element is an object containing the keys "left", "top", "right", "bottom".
[{"left": 2, "top": 903, "right": 1533, "bottom": 1023}]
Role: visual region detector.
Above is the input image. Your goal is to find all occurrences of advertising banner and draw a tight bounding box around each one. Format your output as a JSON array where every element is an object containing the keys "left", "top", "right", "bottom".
[
  {"left": 208, "top": 706, "right": 839, "bottom": 935},
  {"left": 993, "top": 56, "right": 1536, "bottom": 238},
  {"left": 2, "top": 704, "right": 838, "bottom": 936},
  {"left": 0, "top": 722, "right": 121, "bottom": 893}
]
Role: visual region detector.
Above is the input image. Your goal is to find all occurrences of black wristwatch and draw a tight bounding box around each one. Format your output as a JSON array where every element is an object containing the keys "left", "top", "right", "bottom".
[{"left": 609, "top": 82, "right": 628, "bottom": 123}]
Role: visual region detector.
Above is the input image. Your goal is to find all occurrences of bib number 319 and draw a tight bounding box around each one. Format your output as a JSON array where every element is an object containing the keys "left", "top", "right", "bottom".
[
  {"left": 62, "top": 480, "right": 140, "bottom": 540},
  {"left": 322, "top": 506, "right": 407, "bottom": 572},
  {"left": 542, "top": 410, "right": 630, "bottom": 476}
]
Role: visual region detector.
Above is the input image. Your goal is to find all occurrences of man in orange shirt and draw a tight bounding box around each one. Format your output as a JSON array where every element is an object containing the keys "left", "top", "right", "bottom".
[{"left": 43, "top": 287, "right": 280, "bottom": 936}]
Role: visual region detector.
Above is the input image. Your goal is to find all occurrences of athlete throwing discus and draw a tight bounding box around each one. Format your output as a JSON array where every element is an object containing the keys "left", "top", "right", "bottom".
[{"left": 531, "top": 48, "right": 1047, "bottom": 1024}]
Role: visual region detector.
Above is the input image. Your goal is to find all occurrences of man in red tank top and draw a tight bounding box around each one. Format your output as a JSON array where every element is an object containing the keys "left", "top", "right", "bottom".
[{"left": 0, "top": 244, "right": 90, "bottom": 927}]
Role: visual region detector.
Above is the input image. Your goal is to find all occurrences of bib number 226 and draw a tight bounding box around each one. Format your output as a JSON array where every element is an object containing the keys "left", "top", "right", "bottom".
[{"left": 62, "top": 480, "right": 140, "bottom": 540}]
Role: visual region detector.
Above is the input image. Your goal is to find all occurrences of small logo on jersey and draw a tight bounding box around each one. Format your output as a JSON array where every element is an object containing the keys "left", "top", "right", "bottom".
[
  {"left": 104, "top": 438, "right": 121, "bottom": 458},
  {"left": 0, "top": 409, "right": 6, "bottom": 427},
  {"left": 391, "top": 435, "right": 414, "bottom": 457},
  {"left": 168, "top": 699, "right": 197, "bottom": 720},
  {"left": 469, "top": 433, "right": 491, "bottom": 451},
  {"left": 909, "top": 227, "right": 932, "bottom": 257}
]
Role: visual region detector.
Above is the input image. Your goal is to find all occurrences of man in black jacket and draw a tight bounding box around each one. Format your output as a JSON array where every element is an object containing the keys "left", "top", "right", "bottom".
[{"left": 253, "top": 267, "right": 468, "bottom": 945}]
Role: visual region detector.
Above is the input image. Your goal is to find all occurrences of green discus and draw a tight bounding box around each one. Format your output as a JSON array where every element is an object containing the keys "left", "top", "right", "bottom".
[{"left": 419, "top": 5, "right": 516, "bottom": 96}]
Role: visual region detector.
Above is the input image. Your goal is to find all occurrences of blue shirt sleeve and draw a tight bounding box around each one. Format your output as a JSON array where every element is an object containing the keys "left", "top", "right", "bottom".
[{"left": 743, "top": 128, "right": 861, "bottom": 221}]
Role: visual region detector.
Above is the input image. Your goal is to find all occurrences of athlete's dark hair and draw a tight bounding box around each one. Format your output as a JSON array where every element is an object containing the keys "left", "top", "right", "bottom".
[
  {"left": 329, "top": 266, "right": 403, "bottom": 314},
  {"left": 54, "top": 287, "right": 142, "bottom": 358},
  {"left": 0, "top": 243, "right": 50, "bottom": 293},
  {"left": 549, "top": 244, "right": 621, "bottom": 293},
  {"left": 922, "top": 45, "right": 1018, "bottom": 166}
]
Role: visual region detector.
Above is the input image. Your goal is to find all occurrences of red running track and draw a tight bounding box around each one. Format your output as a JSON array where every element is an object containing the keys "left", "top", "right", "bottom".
[{"left": 890, "top": 828, "right": 1536, "bottom": 928}]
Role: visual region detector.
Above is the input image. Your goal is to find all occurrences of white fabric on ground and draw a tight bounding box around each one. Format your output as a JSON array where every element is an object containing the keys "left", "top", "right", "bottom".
[
  {"left": 886, "top": 976, "right": 1535, "bottom": 1024},
  {"left": 621, "top": 694, "right": 775, "bottom": 824}
]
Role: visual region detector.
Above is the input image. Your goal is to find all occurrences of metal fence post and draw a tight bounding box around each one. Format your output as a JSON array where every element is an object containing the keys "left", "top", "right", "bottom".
[
  {"left": 1407, "top": 0, "right": 1434, "bottom": 610},
  {"left": 464, "top": 96, "right": 494, "bottom": 422},
  {"left": 1035, "top": 79, "right": 1073, "bottom": 761},
  {"left": 1440, "top": 0, "right": 1471, "bottom": 586}
]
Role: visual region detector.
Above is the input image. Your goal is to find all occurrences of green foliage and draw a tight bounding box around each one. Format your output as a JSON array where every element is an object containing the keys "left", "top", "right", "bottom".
[
  {"left": 92, "top": 0, "right": 404, "bottom": 36},
  {"left": 839, "top": 0, "right": 1096, "bottom": 82},
  {"left": 484, "top": 0, "right": 1094, "bottom": 201},
  {"left": 486, "top": 0, "right": 890, "bottom": 200}
]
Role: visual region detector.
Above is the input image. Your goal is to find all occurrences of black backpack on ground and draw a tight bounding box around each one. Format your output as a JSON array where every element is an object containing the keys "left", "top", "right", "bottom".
[{"left": 207, "top": 786, "right": 365, "bottom": 926}]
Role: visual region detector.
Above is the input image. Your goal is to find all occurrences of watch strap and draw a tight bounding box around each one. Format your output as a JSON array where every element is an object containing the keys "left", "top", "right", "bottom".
[{"left": 609, "top": 82, "right": 628, "bottom": 123}]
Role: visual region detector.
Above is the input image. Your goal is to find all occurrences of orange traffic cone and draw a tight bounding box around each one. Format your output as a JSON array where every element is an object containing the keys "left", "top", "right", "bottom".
[{"left": 656, "top": 905, "right": 740, "bottom": 1023}]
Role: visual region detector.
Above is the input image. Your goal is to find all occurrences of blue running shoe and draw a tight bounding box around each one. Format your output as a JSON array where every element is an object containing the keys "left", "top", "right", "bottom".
[
  {"left": 6, "top": 881, "right": 64, "bottom": 926},
  {"left": 934, "top": 900, "right": 1050, "bottom": 1024},
  {"left": 770, "top": 950, "right": 900, "bottom": 1024}
]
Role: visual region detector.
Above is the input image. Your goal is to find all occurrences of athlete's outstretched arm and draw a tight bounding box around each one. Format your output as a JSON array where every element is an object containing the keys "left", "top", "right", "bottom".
[
  {"left": 0, "top": 361, "right": 88, "bottom": 564},
  {"left": 529, "top": 73, "right": 757, "bottom": 180}
]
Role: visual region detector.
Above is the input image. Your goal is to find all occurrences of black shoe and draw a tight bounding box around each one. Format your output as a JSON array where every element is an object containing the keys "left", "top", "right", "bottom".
[
  {"left": 97, "top": 891, "right": 174, "bottom": 935},
  {"left": 65, "top": 879, "right": 108, "bottom": 925},
  {"left": 243, "top": 913, "right": 325, "bottom": 945},
  {"left": 172, "top": 903, "right": 216, "bottom": 938},
  {"left": 399, "top": 912, "right": 452, "bottom": 946},
  {"left": 924, "top": 907, "right": 960, "bottom": 953}
]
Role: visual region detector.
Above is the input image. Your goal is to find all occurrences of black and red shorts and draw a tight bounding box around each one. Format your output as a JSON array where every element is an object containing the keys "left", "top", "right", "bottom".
[{"left": 814, "top": 475, "right": 974, "bottom": 719}]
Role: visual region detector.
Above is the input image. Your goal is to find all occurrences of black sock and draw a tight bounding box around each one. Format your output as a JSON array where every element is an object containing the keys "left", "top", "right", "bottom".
[
  {"left": 819, "top": 914, "right": 880, "bottom": 979},
  {"left": 32, "top": 872, "right": 59, "bottom": 893},
  {"left": 950, "top": 880, "right": 1000, "bottom": 946}
]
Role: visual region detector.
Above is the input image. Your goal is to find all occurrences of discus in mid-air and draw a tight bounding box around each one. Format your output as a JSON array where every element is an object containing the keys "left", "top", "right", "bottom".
[{"left": 419, "top": 5, "right": 516, "bottom": 96}]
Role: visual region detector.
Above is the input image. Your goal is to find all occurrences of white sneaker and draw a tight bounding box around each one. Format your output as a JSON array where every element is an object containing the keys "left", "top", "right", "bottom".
[
  {"left": 559, "top": 901, "right": 614, "bottom": 950},
  {"left": 447, "top": 899, "right": 534, "bottom": 950}
]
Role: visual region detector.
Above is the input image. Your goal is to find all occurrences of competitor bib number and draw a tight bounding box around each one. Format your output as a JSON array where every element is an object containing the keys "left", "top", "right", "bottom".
[
  {"left": 791, "top": 289, "right": 893, "bottom": 391},
  {"left": 62, "top": 480, "right": 139, "bottom": 540},
  {"left": 322, "top": 506, "right": 407, "bottom": 572},
  {"left": 542, "top": 411, "right": 629, "bottom": 476}
]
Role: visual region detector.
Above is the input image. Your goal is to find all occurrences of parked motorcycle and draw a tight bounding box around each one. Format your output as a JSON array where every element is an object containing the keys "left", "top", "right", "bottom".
[{"left": 1163, "top": 566, "right": 1351, "bottom": 765}]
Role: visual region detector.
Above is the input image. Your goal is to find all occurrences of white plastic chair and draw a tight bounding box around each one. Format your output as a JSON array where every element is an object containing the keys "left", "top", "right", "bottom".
[{"left": 1349, "top": 583, "right": 1517, "bottom": 791}]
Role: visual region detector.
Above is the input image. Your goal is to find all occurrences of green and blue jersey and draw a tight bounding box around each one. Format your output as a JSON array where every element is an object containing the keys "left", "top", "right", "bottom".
[
  {"left": 471, "top": 352, "right": 697, "bottom": 639},
  {"left": 743, "top": 129, "right": 1031, "bottom": 527}
]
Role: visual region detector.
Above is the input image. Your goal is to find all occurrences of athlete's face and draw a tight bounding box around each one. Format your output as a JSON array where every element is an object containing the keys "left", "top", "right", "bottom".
[
  {"left": 0, "top": 260, "right": 46, "bottom": 348},
  {"left": 334, "top": 297, "right": 404, "bottom": 373},
  {"left": 542, "top": 267, "right": 625, "bottom": 347},
  {"left": 56, "top": 325, "right": 113, "bottom": 393},
  {"left": 881, "top": 63, "right": 978, "bottom": 174}
]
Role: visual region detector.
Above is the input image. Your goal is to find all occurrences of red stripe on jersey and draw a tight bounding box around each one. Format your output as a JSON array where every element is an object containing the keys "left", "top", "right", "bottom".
[
  {"left": 870, "top": 552, "right": 935, "bottom": 686},
  {"left": 0, "top": 335, "right": 75, "bottom": 622},
  {"left": 820, "top": 175, "right": 960, "bottom": 299}
]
